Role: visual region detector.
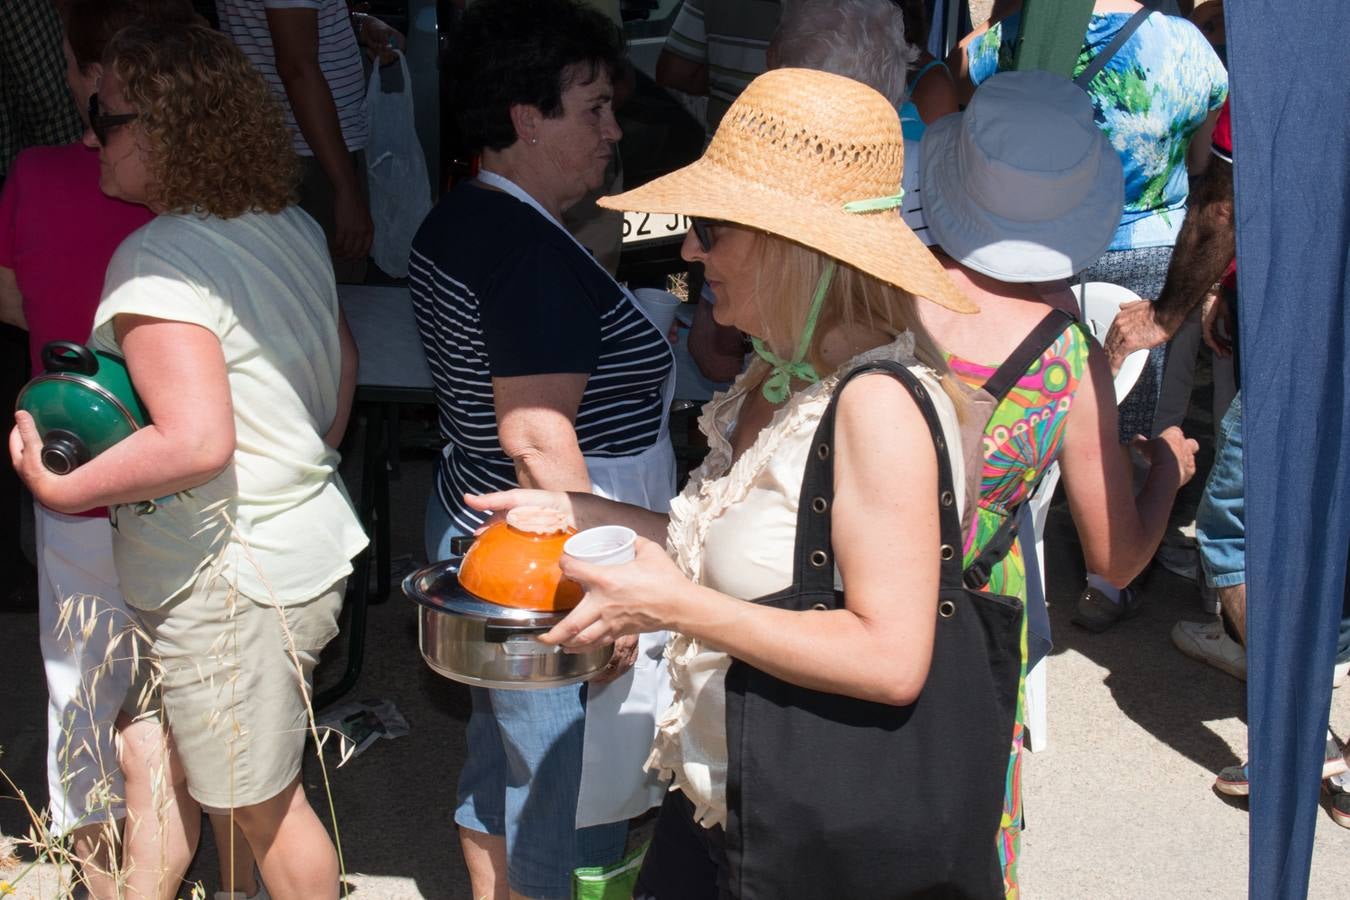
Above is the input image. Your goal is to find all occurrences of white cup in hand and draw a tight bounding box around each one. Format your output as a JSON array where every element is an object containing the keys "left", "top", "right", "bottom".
[{"left": 563, "top": 526, "right": 636, "bottom": 567}]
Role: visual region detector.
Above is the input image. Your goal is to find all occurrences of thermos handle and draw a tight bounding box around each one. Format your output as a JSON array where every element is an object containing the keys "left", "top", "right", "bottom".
[
  {"left": 42, "top": 341, "right": 99, "bottom": 376},
  {"left": 449, "top": 535, "right": 475, "bottom": 556}
]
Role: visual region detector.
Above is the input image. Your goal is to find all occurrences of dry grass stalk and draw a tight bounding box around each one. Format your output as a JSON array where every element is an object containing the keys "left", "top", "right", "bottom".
[{"left": 1, "top": 504, "right": 351, "bottom": 897}]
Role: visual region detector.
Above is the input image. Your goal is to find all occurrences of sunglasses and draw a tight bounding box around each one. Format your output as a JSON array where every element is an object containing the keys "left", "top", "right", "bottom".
[
  {"left": 88, "top": 92, "right": 138, "bottom": 145},
  {"left": 691, "top": 218, "right": 719, "bottom": 253}
]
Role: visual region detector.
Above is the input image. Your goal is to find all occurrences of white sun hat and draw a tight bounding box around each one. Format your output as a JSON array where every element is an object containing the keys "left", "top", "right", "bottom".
[{"left": 919, "top": 69, "right": 1125, "bottom": 283}]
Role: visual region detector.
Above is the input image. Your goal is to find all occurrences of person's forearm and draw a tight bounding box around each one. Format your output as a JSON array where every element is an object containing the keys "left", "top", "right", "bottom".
[
  {"left": 324, "top": 312, "right": 358, "bottom": 448},
  {"left": 655, "top": 51, "right": 709, "bottom": 96},
  {"left": 1153, "top": 165, "right": 1234, "bottom": 328},
  {"left": 277, "top": 61, "right": 360, "bottom": 195},
  {"left": 511, "top": 438, "right": 591, "bottom": 494},
  {"left": 1153, "top": 253, "right": 1230, "bottom": 331},
  {"left": 566, "top": 491, "right": 669, "bottom": 543},
  {"left": 688, "top": 298, "right": 745, "bottom": 382},
  {"left": 38, "top": 422, "right": 232, "bottom": 514},
  {"left": 0, "top": 267, "right": 26, "bottom": 329},
  {"left": 669, "top": 584, "right": 931, "bottom": 706},
  {"left": 1087, "top": 453, "right": 1183, "bottom": 586}
]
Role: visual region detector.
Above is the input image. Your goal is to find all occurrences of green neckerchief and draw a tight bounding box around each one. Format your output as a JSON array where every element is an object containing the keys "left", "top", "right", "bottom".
[
  {"left": 750, "top": 261, "right": 836, "bottom": 403},
  {"left": 749, "top": 190, "right": 905, "bottom": 403}
]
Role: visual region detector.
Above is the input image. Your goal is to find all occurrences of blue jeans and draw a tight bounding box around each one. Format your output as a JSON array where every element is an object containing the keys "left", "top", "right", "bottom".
[
  {"left": 1196, "top": 393, "right": 1245, "bottom": 589},
  {"left": 425, "top": 497, "right": 627, "bottom": 898},
  {"left": 1194, "top": 398, "right": 1350, "bottom": 664}
]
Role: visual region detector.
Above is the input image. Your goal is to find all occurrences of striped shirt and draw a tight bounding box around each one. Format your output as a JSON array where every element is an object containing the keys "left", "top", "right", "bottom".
[
  {"left": 663, "top": 0, "right": 781, "bottom": 132},
  {"left": 215, "top": 0, "right": 368, "bottom": 155},
  {"left": 409, "top": 183, "right": 673, "bottom": 533}
]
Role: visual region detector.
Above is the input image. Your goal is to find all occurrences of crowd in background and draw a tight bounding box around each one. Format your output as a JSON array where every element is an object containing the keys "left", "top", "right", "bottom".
[{"left": 3, "top": 1, "right": 1340, "bottom": 899}]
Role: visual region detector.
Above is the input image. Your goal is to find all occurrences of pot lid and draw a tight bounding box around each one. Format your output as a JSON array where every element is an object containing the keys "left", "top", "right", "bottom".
[{"left": 402, "top": 558, "right": 571, "bottom": 628}]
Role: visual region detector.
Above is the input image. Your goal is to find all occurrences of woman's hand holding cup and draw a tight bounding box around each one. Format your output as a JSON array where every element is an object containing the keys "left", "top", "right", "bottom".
[{"left": 543, "top": 534, "right": 687, "bottom": 656}]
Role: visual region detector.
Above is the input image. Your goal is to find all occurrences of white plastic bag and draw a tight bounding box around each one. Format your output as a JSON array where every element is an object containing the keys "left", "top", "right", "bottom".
[{"left": 365, "top": 50, "right": 432, "bottom": 278}]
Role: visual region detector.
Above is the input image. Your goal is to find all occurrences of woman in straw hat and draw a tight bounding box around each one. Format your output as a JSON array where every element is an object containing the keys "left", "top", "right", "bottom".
[{"left": 469, "top": 67, "right": 1014, "bottom": 896}]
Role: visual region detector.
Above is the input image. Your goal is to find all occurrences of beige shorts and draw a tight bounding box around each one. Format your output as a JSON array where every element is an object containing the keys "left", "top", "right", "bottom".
[{"left": 124, "top": 569, "right": 345, "bottom": 809}]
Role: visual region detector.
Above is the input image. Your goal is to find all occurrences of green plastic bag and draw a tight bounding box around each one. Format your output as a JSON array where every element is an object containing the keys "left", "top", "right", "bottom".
[{"left": 572, "top": 842, "right": 648, "bottom": 900}]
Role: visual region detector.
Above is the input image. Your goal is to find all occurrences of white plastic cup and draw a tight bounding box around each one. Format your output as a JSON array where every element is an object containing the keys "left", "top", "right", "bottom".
[
  {"left": 563, "top": 525, "right": 637, "bottom": 567},
  {"left": 631, "top": 288, "right": 682, "bottom": 338}
]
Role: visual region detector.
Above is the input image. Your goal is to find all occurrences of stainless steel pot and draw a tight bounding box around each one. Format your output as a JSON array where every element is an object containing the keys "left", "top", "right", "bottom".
[{"left": 403, "top": 554, "right": 613, "bottom": 690}]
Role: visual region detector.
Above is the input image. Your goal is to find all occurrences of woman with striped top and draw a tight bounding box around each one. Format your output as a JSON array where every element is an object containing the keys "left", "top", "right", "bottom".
[{"left": 407, "top": 1, "right": 677, "bottom": 897}]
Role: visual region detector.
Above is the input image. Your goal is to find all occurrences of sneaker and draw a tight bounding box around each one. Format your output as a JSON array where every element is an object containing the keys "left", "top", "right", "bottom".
[
  {"left": 1335, "top": 660, "right": 1350, "bottom": 690},
  {"left": 1218, "top": 737, "right": 1347, "bottom": 798},
  {"left": 1326, "top": 771, "right": 1350, "bottom": 828},
  {"left": 1170, "top": 618, "right": 1247, "bottom": 681},
  {"left": 1214, "top": 762, "right": 1250, "bottom": 796},
  {"left": 1071, "top": 586, "right": 1142, "bottom": 633},
  {"left": 1327, "top": 734, "right": 1348, "bottom": 780}
]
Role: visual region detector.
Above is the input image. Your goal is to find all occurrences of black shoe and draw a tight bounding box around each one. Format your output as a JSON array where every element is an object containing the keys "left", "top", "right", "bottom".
[{"left": 1070, "top": 585, "right": 1141, "bottom": 633}]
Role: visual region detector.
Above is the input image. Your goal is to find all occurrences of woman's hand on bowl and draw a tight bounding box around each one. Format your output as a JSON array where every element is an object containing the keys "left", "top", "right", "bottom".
[
  {"left": 542, "top": 537, "right": 687, "bottom": 651},
  {"left": 464, "top": 489, "right": 575, "bottom": 533}
]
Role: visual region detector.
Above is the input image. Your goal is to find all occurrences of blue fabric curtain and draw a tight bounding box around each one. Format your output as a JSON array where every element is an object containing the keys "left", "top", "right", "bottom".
[{"left": 1227, "top": 3, "right": 1350, "bottom": 896}]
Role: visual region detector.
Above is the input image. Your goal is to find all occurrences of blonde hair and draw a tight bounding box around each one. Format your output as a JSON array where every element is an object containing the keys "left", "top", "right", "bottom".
[{"left": 751, "top": 232, "right": 967, "bottom": 413}]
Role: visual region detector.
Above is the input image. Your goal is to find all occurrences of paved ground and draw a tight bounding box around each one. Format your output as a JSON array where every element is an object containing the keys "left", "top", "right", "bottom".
[{"left": 4, "top": 373, "right": 1349, "bottom": 899}]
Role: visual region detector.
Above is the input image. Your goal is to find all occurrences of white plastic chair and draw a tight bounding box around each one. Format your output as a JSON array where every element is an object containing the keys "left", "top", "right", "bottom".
[{"left": 1021, "top": 283, "right": 1147, "bottom": 753}]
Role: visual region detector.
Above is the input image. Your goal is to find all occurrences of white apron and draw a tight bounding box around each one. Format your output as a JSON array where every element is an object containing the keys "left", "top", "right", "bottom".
[{"left": 477, "top": 170, "right": 678, "bottom": 828}]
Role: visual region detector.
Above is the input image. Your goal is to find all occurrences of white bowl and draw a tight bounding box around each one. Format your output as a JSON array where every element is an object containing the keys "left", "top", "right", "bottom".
[{"left": 1069, "top": 281, "right": 1149, "bottom": 403}]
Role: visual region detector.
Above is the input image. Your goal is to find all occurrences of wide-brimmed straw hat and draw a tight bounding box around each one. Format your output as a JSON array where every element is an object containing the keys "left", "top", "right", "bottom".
[
  {"left": 919, "top": 70, "right": 1124, "bottom": 283},
  {"left": 597, "top": 67, "right": 975, "bottom": 313}
]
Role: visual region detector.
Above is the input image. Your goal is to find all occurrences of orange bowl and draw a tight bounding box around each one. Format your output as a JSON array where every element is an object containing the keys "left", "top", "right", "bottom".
[{"left": 457, "top": 518, "right": 584, "bottom": 611}]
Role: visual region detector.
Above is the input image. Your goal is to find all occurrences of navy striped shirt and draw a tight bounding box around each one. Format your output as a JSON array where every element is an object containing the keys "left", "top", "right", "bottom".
[{"left": 409, "top": 183, "right": 672, "bottom": 533}]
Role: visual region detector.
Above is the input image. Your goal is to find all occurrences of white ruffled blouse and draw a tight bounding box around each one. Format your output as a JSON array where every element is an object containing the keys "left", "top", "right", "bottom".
[{"left": 646, "top": 333, "right": 965, "bottom": 828}]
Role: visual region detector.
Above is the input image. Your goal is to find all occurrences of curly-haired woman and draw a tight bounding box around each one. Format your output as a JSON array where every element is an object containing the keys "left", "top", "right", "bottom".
[{"left": 10, "top": 21, "right": 366, "bottom": 900}]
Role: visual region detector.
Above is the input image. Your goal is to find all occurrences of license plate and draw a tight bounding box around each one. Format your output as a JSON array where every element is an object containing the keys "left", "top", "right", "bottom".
[{"left": 622, "top": 211, "right": 692, "bottom": 245}]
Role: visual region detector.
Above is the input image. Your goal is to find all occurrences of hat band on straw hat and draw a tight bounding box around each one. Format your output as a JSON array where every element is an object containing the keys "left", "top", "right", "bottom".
[
  {"left": 596, "top": 68, "right": 978, "bottom": 314},
  {"left": 841, "top": 190, "right": 904, "bottom": 213}
]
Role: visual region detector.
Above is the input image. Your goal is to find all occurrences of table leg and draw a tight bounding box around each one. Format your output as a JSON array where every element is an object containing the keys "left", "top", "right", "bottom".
[
  {"left": 316, "top": 402, "right": 381, "bottom": 708},
  {"left": 373, "top": 405, "right": 396, "bottom": 603}
]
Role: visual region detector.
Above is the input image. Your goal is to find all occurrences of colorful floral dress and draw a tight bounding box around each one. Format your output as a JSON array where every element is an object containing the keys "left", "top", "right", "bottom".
[
  {"left": 967, "top": 11, "right": 1227, "bottom": 251},
  {"left": 948, "top": 323, "right": 1091, "bottom": 899}
]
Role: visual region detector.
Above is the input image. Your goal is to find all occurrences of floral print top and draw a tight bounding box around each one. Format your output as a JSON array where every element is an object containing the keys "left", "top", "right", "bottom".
[{"left": 967, "top": 11, "right": 1227, "bottom": 251}]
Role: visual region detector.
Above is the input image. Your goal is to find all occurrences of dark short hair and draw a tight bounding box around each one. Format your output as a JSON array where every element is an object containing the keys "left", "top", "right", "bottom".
[
  {"left": 63, "top": 0, "right": 196, "bottom": 72},
  {"left": 445, "top": 0, "right": 625, "bottom": 153}
]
